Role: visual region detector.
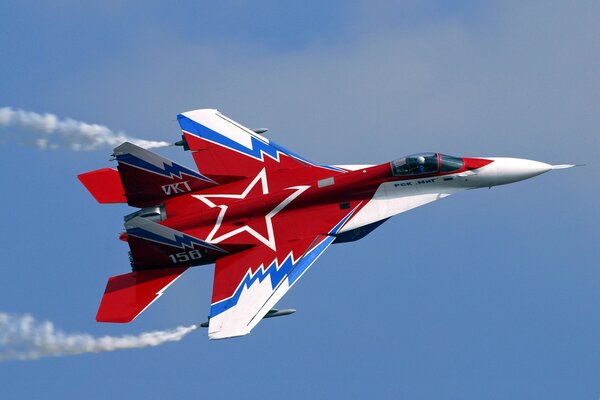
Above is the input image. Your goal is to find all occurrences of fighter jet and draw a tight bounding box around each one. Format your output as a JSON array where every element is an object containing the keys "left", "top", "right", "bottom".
[{"left": 78, "top": 109, "right": 575, "bottom": 339}]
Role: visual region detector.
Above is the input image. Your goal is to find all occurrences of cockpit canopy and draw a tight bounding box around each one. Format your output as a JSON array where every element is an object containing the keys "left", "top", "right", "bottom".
[{"left": 391, "top": 153, "right": 464, "bottom": 176}]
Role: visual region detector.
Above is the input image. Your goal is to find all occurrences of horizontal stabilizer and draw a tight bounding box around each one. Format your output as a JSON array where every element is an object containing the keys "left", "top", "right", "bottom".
[
  {"left": 96, "top": 267, "right": 188, "bottom": 323},
  {"left": 78, "top": 168, "right": 126, "bottom": 203}
]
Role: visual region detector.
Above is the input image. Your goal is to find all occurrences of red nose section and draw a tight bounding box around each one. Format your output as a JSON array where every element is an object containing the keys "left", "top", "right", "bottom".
[{"left": 463, "top": 157, "right": 493, "bottom": 170}]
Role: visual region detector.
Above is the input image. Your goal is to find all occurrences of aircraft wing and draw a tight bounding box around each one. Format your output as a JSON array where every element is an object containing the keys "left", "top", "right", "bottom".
[
  {"left": 177, "top": 109, "right": 343, "bottom": 187},
  {"left": 207, "top": 210, "right": 355, "bottom": 339}
]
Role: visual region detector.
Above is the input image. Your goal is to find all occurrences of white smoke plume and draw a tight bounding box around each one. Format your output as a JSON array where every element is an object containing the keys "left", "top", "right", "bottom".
[
  {"left": 0, "top": 107, "right": 170, "bottom": 151},
  {"left": 0, "top": 313, "right": 198, "bottom": 362}
]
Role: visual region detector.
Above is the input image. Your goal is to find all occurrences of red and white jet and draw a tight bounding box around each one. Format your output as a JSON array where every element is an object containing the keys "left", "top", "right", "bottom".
[{"left": 79, "top": 109, "right": 574, "bottom": 339}]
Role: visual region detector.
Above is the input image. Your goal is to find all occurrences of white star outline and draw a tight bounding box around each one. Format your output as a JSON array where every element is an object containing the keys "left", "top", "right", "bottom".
[{"left": 192, "top": 168, "right": 309, "bottom": 251}]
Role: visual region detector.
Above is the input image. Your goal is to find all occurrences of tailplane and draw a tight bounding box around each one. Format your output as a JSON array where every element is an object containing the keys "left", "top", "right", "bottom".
[
  {"left": 96, "top": 267, "right": 188, "bottom": 323},
  {"left": 78, "top": 168, "right": 125, "bottom": 203}
]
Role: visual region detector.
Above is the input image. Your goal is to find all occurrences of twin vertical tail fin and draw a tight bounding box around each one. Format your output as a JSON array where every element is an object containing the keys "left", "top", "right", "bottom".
[
  {"left": 112, "top": 142, "right": 217, "bottom": 207},
  {"left": 77, "top": 142, "right": 223, "bottom": 322},
  {"left": 124, "top": 215, "right": 227, "bottom": 270},
  {"left": 78, "top": 142, "right": 218, "bottom": 207}
]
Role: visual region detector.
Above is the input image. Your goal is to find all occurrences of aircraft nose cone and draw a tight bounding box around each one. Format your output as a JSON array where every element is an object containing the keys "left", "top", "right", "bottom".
[{"left": 487, "top": 157, "right": 553, "bottom": 185}]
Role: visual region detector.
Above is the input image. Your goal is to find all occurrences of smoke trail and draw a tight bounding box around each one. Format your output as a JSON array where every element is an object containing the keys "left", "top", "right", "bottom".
[
  {"left": 0, "top": 313, "right": 197, "bottom": 362},
  {"left": 0, "top": 107, "right": 170, "bottom": 151}
]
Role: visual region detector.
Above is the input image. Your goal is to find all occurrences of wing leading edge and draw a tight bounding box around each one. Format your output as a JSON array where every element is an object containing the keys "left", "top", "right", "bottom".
[{"left": 177, "top": 109, "right": 343, "bottom": 184}]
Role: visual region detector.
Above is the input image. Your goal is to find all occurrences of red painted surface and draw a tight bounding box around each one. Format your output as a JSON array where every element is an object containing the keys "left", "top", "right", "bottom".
[
  {"left": 77, "top": 168, "right": 125, "bottom": 204},
  {"left": 80, "top": 111, "right": 500, "bottom": 326},
  {"left": 85, "top": 150, "right": 494, "bottom": 314},
  {"left": 463, "top": 157, "right": 494, "bottom": 170},
  {"left": 96, "top": 267, "right": 187, "bottom": 323}
]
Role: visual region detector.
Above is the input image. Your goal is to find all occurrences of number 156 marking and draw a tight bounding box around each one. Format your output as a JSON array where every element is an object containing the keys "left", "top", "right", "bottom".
[{"left": 168, "top": 250, "right": 203, "bottom": 264}]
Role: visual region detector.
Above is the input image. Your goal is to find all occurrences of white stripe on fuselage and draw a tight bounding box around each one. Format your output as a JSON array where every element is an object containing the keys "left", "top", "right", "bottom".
[{"left": 339, "top": 177, "right": 465, "bottom": 233}]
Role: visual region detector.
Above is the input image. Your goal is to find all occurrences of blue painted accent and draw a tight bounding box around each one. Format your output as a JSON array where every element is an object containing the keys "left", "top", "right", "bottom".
[
  {"left": 287, "top": 235, "right": 335, "bottom": 285},
  {"left": 177, "top": 114, "right": 344, "bottom": 172},
  {"left": 209, "top": 209, "right": 356, "bottom": 317},
  {"left": 329, "top": 211, "right": 355, "bottom": 235},
  {"left": 117, "top": 152, "right": 214, "bottom": 183},
  {"left": 210, "top": 255, "right": 292, "bottom": 317},
  {"left": 127, "top": 227, "right": 224, "bottom": 252},
  {"left": 178, "top": 115, "right": 279, "bottom": 160},
  {"left": 210, "top": 239, "right": 332, "bottom": 317}
]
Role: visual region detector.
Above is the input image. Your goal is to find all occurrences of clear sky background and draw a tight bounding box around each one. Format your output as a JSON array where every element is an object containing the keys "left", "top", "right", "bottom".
[{"left": 0, "top": 1, "right": 598, "bottom": 398}]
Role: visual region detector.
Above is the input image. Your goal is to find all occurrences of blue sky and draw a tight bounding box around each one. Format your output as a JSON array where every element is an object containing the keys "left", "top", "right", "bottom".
[{"left": 1, "top": 1, "right": 598, "bottom": 399}]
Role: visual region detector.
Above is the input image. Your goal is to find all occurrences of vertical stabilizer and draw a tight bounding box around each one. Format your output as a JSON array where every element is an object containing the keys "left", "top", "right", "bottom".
[{"left": 114, "top": 142, "right": 217, "bottom": 207}]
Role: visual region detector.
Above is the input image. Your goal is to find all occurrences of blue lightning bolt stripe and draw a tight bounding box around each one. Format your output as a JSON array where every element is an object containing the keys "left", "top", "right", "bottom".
[
  {"left": 117, "top": 152, "right": 215, "bottom": 182},
  {"left": 127, "top": 227, "right": 225, "bottom": 252},
  {"left": 209, "top": 209, "right": 355, "bottom": 317},
  {"left": 285, "top": 210, "right": 352, "bottom": 285},
  {"left": 209, "top": 256, "right": 288, "bottom": 317},
  {"left": 177, "top": 114, "right": 344, "bottom": 172}
]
